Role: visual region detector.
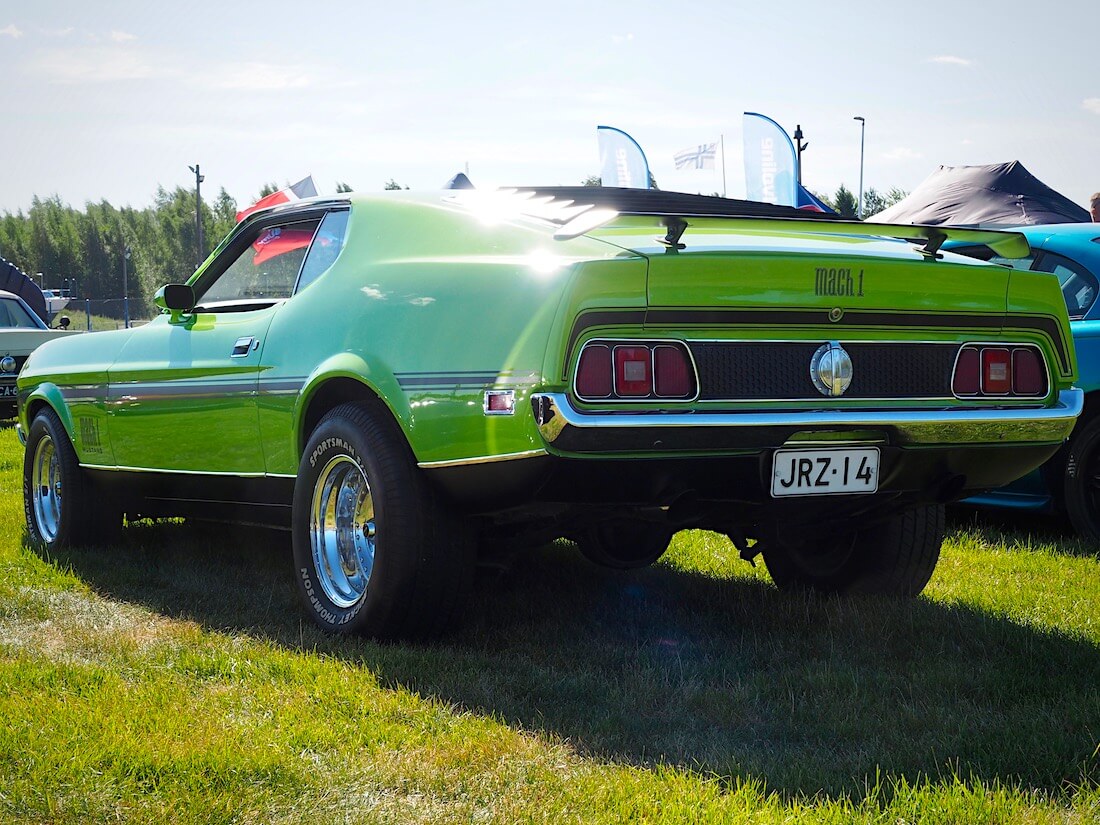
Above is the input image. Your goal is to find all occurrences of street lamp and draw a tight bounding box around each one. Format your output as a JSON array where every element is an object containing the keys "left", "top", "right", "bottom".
[
  {"left": 793, "top": 124, "right": 809, "bottom": 186},
  {"left": 123, "top": 244, "right": 131, "bottom": 328},
  {"left": 853, "top": 116, "right": 866, "bottom": 219},
  {"left": 188, "top": 163, "right": 205, "bottom": 267}
]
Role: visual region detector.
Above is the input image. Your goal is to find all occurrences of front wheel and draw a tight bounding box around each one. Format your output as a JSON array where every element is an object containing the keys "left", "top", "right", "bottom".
[
  {"left": 23, "top": 407, "right": 121, "bottom": 549},
  {"left": 762, "top": 504, "right": 944, "bottom": 597},
  {"left": 291, "top": 401, "right": 473, "bottom": 639}
]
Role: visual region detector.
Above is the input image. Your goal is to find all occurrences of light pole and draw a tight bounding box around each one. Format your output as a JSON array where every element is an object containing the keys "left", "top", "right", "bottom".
[
  {"left": 793, "top": 124, "right": 809, "bottom": 186},
  {"left": 853, "top": 116, "right": 866, "bottom": 219},
  {"left": 188, "top": 163, "right": 205, "bottom": 267},
  {"left": 123, "top": 244, "right": 131, "bottom": 328}
]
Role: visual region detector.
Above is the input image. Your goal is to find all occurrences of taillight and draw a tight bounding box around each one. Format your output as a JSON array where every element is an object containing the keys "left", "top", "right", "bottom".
[
  {"left": 576, "top": 344, "right": 612, "bottom": 398},
  {"left": 613, "top": 346, "right": 652, "bottom": 396},
  {"left": 653, "top": 345, "right": 693, "bottom": 397},
  {"left": 953, "top": 347, "right": 980, "bottom": 395},
  {"left": 981, "top": 348, "right": 1011, "bottom": 394},
  {"left": 574, "top": 340, "right": 697, "bottom": 401},
  {"left": 953, "top": 345, "right": 1047, "bottom": 399},
  {"left": 1012, "top": 348, "right": 1044, "bottom": 395}
]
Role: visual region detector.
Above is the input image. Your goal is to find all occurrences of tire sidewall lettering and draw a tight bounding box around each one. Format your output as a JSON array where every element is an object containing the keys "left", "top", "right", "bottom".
[{"left": 309, "top": 437, "right": 359, "bottom": 469}]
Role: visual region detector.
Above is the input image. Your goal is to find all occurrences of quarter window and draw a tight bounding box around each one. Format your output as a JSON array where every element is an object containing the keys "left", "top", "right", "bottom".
[
  {"left": 1034, "top": 251, "right": 1098, "bottom": 320},
  {"left": 295, "top": 210, "right": 349, "bottom": 293}
]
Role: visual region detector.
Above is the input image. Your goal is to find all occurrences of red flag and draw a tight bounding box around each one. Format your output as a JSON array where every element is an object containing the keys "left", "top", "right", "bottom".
[
  {"left": 236, "top": 175, "right": 318, "bottom": 223},
  {"left": 251, "top": 227, "right": 316, "bottom": 266}
]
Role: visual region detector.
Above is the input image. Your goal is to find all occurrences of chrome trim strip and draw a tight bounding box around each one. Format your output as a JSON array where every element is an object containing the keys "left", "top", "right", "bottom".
[
  {"left": 531, "top": 389, "right": 1083, "bottom": 449},
  {"left": 80, "top": 464, "right": 297, "bottom": 479},
  {"left": 417, "top": 448, "right": 548, "bottom": 469}
]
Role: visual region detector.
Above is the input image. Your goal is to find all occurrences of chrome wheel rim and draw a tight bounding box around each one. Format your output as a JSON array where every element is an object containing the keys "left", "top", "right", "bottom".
[
  {"left": 309, "top": 454, "right": 376, "bottom": 609},
  {"left": 31, "top": 434, "right": 62, "bottom": 543}
]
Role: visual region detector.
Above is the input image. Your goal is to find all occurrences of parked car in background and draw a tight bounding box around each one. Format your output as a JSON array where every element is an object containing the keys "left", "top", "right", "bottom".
[
  {"left": 17, "top": 189, "right": 1081, "bottom": 638},
  {"left": 951, "top": 224, "right": 1100, "bottom": 542},
  {"left": 0, "top": 289, "right": 75, "bottom": 417}
]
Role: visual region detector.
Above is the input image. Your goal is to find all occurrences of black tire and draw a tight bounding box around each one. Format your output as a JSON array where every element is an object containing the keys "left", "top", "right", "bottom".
[
  {"left": 1063, "top": 416, "right": 1100, "bottom": 545},
  {"left": 291, "top": 401, "right": 473, "bottom": 639},
  {"left": 575, "top": 520, "right": 675, "bottom": 569},
  {"left": 762, "top": 504, "right": 944, "bottom": 597},
  {"left": 23, "top": 407, "right": 121, "bottom": 549}
]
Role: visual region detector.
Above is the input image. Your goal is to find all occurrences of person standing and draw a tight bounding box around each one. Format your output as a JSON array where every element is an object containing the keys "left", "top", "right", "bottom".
[{"left": 1091, "top": 192, "right": 1100, "bottom": 222}]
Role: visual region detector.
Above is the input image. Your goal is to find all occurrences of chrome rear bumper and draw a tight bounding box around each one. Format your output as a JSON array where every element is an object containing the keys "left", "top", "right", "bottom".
[{"left": 530, "top": 389, "right": 1083, "bottom": 453}]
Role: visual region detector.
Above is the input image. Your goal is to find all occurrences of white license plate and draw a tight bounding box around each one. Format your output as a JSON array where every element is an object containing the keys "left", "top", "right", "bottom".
[{"left": 771, "top": 447, "right": 880, "bottom": 497}]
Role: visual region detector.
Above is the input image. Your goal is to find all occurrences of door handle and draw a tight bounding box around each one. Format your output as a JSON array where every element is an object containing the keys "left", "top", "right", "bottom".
[{"left": 231, "top": 337, "right": 258, "bottom": 357}]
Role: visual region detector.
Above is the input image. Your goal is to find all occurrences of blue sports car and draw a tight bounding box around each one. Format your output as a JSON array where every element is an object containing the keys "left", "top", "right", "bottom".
[{"left": 953, "top": 223, "right": 1100, "bottom": 541}]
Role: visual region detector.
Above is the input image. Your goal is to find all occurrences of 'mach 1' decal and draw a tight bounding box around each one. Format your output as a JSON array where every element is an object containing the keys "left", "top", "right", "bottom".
[{"left": 815, "top": 267, "right": 864, "bottom": 298}]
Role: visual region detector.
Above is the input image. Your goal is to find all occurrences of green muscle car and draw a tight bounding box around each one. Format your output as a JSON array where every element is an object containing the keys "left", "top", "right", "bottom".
[{"left": 18, "top": 188, "right": 1082, "bottom": 638}]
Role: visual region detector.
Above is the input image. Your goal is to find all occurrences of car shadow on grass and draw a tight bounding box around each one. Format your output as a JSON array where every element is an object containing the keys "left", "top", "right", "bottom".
[{"left": 41, "top": 519, "right": 1100, "bottom": 802}]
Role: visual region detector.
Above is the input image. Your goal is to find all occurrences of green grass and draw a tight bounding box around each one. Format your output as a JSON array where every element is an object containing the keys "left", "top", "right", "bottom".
[
  {"left": 0, "top": 425, "right": 1097, "bottom": 822},
  {"left": 59, "top": 309, "right": 154, "bottom": 332}
]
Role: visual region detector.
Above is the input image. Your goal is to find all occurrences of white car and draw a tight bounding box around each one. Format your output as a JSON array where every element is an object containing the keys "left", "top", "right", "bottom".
[{"left": 0, "top": 289, "right": 75, "bottom": 416}]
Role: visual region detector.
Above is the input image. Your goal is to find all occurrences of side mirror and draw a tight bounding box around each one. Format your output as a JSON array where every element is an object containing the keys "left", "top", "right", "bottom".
[
  {"left": 154, "top": 284, "right": 196, "bottom": 314},
  {"left": 57, "top": 316, "right": 70, "bottom": 329}
]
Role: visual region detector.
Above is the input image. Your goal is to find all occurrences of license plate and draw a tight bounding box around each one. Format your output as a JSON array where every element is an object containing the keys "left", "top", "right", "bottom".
[
  {"left": 771, "top": 447, "right": 879, "bottom": 497},
  {"left": 0, "top": 385, "right": 15, "bottom": 398}
]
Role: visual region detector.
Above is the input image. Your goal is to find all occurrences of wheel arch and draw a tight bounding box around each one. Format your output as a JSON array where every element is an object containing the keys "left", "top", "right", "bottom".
[
  {"left": 295, "top": 356, "right": 411, "bottom": 461},
  {"left": 22, "top": 384, "right": 76, "bottom": 445}
]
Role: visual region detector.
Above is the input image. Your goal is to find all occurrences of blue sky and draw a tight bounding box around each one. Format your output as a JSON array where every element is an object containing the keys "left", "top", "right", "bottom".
[{"left": 1, "top": 0, "right": 1097, "bottom": 213}]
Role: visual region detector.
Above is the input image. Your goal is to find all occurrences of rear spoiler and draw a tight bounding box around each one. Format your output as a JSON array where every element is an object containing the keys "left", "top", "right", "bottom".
[
  {"left": 448, "top": 187, "right": 1029, "bottom": 261},
  {"left": 559, "top": 213, "right": 1031, "bottom": 261}
]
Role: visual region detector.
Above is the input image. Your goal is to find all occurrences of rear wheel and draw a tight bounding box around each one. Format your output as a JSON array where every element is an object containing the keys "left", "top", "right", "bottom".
[
  {"left": 575, "top": 520, "right": 674, "bottom": 569},
  {"left": 292, "top": 401, "right": 473, "bottom": 639},
  {"left": 1063, "top": 416, "right": 1100, "bottom": 545},
  {"left": 23, "top": 407, "right": 121, "bottom": 549},
  {"left": 762, "top": 504, "right": 944, "bottom": 597}
]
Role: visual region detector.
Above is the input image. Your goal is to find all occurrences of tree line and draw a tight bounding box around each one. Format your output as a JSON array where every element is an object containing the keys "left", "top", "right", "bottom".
[{"left": 0, "top": 186, "right": 240, "bottom": 318}]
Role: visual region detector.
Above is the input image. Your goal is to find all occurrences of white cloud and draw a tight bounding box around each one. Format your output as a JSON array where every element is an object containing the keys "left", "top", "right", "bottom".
[
  {"left": 361, "top": 285, "right": 386, "bottom": 300},
  {"left": 882, "top": 147, "right": 923, "bottom": 161},
  {"left": 29, "top": 47, "right": 174, "bottom": 83},
  {"left": 110, "top": 30, "right": 136, "bottom": 42},
  {"left": 927, "top": 55, "right": 974, "bottom": 67},
  {"left": 207, "top": 62, "right": 313, "bottom": 91},
  {"left": 611, "top": 33, "right": 634, "bottom": 44},
  {"left": 0, "top": 23, "right": 23, "bottom": 38},
  {"left": 960, "top": 138, "right": 974, "bottom": 145},
  {"left": 42, "top": 26, "right": 74, "bottom": 37},
  {"left": 1083, "top": 98, "right": 1100, "bottom": 115}
]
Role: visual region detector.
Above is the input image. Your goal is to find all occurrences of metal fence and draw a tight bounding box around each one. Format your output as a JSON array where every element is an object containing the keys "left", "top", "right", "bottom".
[{"left": 55, "top": 298, "right": 156, "bottom": 331}]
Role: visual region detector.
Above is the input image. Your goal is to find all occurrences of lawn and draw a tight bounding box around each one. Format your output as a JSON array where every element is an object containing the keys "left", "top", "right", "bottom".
[{"left": 0, "top": 424, "right": 1097, "bottom": 823}]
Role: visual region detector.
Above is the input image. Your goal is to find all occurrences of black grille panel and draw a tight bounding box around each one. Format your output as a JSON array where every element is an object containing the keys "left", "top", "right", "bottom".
[{"left": 689, "top": 342, "right": 959, "bottom": 400}]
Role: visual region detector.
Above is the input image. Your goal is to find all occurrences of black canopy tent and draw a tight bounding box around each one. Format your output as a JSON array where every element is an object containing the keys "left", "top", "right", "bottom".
[
  {"left": 0, "top": 257, "right": 48, "bottom": 324},
  {"left": 868, "top": 161, "right": 1089, "bottom": 226}
]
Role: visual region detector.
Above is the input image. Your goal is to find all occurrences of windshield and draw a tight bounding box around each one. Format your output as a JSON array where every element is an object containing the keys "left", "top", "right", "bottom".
[{"left": 0, "top": 297, "right": 44, "bottom": 329}]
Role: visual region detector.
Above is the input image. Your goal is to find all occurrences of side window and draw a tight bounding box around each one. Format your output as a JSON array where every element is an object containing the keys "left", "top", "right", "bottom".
[
  {"left": 1034, "top": 251, "right": 1098, "bottom": 320},
  {"left": 197, "top": 218, "right": 321, "bottom": 306},
  {"left": 295, "top": 210, "right": 350, "bottom": 293}
]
